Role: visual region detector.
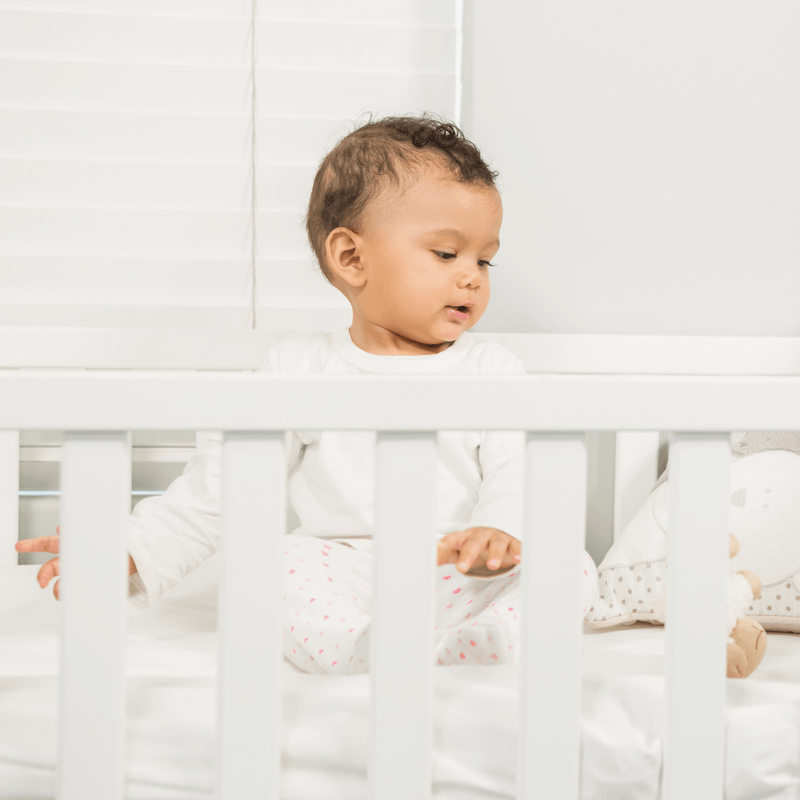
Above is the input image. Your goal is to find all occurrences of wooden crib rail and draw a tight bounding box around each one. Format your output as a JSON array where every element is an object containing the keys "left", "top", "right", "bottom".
[
  {"left": 4, "top": 328, "right": 800, "bottom": 573},
  {"left": 3, "top": 327, "right": 800, "bottom": 374},
  {"left": 2, "top": 371, "right": 800, "bottom": 431},
  {"left": 3, "top": 372, "right": 800, "bottom": 800}
]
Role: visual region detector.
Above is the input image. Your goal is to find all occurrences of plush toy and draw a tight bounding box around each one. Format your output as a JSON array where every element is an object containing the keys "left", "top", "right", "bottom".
[
  {"left": 727, "top": 533, "right": 767, "bottom": 678},
  {"left": 654, "top": 533, "right": 766, "bottom": 677}
]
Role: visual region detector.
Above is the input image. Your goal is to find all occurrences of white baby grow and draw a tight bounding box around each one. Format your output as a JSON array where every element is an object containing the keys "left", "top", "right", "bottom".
[{"left": 1, "top": 328, "right": 800, "bottom": 800}]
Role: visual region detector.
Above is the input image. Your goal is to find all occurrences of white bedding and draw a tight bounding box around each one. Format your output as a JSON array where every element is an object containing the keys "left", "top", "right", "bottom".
[{"left": 1, "top": 557, "right": 799, "bottom": 800}]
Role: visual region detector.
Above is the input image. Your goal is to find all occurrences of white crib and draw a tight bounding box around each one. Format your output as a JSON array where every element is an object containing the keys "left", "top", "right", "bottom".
[{"left": 2, "top": 328, "right": 800, "bottom": 800}]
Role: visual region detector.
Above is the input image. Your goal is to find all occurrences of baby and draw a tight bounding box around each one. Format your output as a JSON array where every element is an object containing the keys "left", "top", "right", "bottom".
[{"left": 18, "top": 115, "right": 598, "bottom": 673}]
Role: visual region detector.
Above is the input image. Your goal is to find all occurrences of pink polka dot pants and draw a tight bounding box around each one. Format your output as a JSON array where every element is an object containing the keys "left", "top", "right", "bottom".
[
  {"left": 282, "top": 537, "right": 372, "bottom": 675},
  {"left": 281, "top": 535, "right": 597, "bottom": 675},
  {"left": 434, "top": 549, "right": 597, "bottom": 666}
]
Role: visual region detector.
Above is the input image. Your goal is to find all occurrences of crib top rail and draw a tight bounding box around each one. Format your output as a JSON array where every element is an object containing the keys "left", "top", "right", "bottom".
[
  {"left": 2, "top": 327, "right": 800, "bottom": 374},
  {"left": 2, "top": 371, "right": 800, "bottom": 432}
]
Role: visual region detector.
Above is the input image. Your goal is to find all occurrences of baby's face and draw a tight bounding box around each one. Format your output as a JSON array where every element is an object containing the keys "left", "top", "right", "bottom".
[{"left": 351, "top": 169, "right": 501, "bottom": 355}]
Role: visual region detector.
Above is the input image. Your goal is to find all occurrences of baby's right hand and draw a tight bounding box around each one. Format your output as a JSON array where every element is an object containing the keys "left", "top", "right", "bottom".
[
  {"left": 15, "top": 529, "right": 62, "bottom": 599},
  {"left": 14, "top": 526, "right": 137, "bottom": 601}
]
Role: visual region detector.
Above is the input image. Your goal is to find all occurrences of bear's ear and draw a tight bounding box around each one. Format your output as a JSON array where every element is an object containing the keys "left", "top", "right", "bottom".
[
  {"left": 737, "top": 569, "right": 762, "bottom": 600},
  {"left": 729, "top": 533, "right": 740, "bottom": 559}
]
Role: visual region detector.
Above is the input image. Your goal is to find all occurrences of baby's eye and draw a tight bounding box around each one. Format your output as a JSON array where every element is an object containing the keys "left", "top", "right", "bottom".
[
  {"left": 434, "top": 251, "right": 456, "bottom": 260},
  {"left": 478, "top": 260, "right": 497, "bottom": 268}
]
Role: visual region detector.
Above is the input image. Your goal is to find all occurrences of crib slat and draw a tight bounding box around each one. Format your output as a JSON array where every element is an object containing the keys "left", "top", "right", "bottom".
[
  {"left": 0, "top": 431, "right": 20, "bottom": 567},
  {"left": 370, "top": 432, "right": 437, "bottom": 800},
  {"left": 663, "top": 434, "right": 730, "bottom": 800},
  {"left": 58, "top": 433, "right": 131, "bottom": 800},
  {"left": 217, "top": 433, "right": 286, "bottom": 800},
  {"left": 518, "top": 434, "right": 587, "bottom": 800}
]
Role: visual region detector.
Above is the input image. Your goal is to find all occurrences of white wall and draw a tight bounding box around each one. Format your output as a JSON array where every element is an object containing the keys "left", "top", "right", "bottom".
[
  {"left": 5, "top": 4, "right": 799, "bottom": 335},
  {"left": 464, "top": 1, "right": 800, "bottom": 336}
]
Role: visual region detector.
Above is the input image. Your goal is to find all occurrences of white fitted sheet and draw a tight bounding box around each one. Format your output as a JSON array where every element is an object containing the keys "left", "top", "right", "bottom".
[{"left": 1, "top": 556, "right": 799, "bottom": 800}]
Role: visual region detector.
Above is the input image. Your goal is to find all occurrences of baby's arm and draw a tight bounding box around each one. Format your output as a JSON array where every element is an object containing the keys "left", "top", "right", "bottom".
[
  {"left": 14, "top": 434, "right": 225, "bottom": 606},
  {"left": 125, "top": 433, "right": 224, "bottom": 606},
  {"left": 125, "top": 429, "right": 303, "bottom": 606},
  {"left": 18, "top": 429, "right": 304, "bottom": 606},
  {"left": 433, "top": 349, "right": 531, "bottom": 576},
  {"left": 461, "top": 431, "right": 525, "bottom": 563}
]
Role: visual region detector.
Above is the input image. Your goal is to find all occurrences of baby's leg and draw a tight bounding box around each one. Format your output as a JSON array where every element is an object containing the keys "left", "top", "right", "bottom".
[
  {"left": 435, "top": 550, "right": 598, "bottom": 666},
  {"left": 282, "top": 536, "right": 372, "bottom": 675},
  {"left": 434, "top": 563, "right": 521, "bottom": 665}
]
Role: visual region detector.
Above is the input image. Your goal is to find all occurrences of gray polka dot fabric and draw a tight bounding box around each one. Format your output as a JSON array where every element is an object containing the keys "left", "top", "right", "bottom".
[{"left": 586, "top": 448, "right": 800, "bottom": 632}]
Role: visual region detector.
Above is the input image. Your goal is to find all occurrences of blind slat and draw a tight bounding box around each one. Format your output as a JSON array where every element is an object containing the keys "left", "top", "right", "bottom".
[
  {"left": 0, "top": 257, "right": 251, "bottom": 304},
  {"left": 0, "top": 161, "right": 249, "bottom": 210},
  {"left": 257, "top": 260, "right": 342, "bottom": 305},
  {"left": 259, "top": 212, "right": 310, "bottom": 261},
  {"left": 0, "top": 257, "right": 345, "bottom": 309},
  {"left": 0, "top": 0, "right": 455, "bottom": 22},
  {"left": 262, "top": 1, "right": 455, "bottom": 26},
  {"left": 0, "top": 303, "right": 252, "bottom": 330},
  {"left": 1, "top": 209, "right": 249, "bottom": 257},
  {"left": 0, "top": 11, "right": 248, "bottom": 65},
  {"left": 0, "top": 61, "right": 250, "bottom": 114},
  {"left": 258, "top": 71, "right": 455, "bottom": 119},
  {"left": 259, "top": 22, "right": 455, "bottom": 74},
  {"left": 0, "top": 304, "right": 349, "bottom": 330},
  {"left": 0, "top": 110, "right": 249, "bottom": 162},
  {"left": 0, "top": 1, "right": 250, "bottom": 17},
  {"left": 0, "top": 257, "right": 343, "bottom": 308}
]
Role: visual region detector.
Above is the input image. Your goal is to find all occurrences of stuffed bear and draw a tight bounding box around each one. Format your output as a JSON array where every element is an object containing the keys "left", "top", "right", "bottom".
[
  {"left": 727, "top": 533, "right": 767, "bottom": 678},
  {"left": 653, "top": 533, "right": 766, "bottom": 677}
]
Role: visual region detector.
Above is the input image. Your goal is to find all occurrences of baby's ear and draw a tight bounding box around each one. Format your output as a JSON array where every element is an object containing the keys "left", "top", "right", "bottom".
[{"left": 325, "top": 227, "right": 365, "bottom": 287}]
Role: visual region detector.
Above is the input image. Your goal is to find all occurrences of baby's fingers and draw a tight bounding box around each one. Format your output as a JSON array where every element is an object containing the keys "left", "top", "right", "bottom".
[
  {"left": 37, "top": 556, "right": 61, "bottom": 596},
  {"left": 455, "top": 534, "right": 490, "bottom": 574},
  {"left": 437, "top": 540, "right": 459, "bottom": 566},
  {"left": 485, "top": 535, "right": 511, "bottom": 570},
  {"left": 437, "top": 532, "right": 468, "bottom": 566},
  {"left": 15, "top": 535, "right": 60, "bottom": 554}
]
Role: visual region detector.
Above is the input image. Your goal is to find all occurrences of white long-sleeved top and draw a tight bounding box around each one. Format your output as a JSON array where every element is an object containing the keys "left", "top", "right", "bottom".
[{"left": 127, "top": 328, "right": 526, "bottom": 607}]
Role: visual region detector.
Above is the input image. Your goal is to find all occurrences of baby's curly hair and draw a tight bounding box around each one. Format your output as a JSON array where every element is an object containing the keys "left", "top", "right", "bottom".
[{"left": 305, "top": 114, "right": 499, "bottom": 284}]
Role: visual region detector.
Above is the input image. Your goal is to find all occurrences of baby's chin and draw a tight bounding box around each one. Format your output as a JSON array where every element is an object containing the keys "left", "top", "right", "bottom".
[
  {"left": 411, "top": 338, "right": 456, "bottom": 354},
  {"left": 404, "top": 332, "right": 457, "bottom": 354}
]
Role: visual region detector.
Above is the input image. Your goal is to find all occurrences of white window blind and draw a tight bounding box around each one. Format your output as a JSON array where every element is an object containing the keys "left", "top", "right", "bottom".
[{"left": 0, "top": 0, "right": 458, "bottom": 331}]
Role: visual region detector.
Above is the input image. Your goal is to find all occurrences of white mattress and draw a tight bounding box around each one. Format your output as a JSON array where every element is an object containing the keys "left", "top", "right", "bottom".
[{"left": 1, "top": 556, "right": 799, "bottom": 800}]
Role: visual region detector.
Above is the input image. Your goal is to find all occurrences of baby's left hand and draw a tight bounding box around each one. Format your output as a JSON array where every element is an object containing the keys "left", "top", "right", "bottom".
[{"left": 437, "top": 527, "right": 521, "bottom": 575}]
